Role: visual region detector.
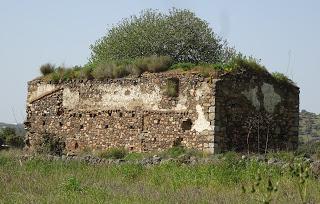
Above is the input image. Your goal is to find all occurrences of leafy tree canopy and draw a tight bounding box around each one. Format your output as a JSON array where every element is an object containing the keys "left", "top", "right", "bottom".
[{"left": 89, "top": 8, "right": 235, "bottom": 66}]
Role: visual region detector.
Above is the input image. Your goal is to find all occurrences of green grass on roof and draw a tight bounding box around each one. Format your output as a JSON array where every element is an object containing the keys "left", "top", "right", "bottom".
[{"left": 39, "top": 55, "right": 295, "bottom": 86}]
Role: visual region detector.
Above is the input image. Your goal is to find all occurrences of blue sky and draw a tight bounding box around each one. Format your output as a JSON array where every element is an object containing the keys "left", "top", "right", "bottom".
[{"left": 0, "top": 0, "right": 319, "bottom": 123}]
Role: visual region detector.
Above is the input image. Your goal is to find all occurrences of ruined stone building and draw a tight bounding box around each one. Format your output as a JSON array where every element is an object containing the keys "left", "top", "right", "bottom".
[{"left": 25, "top": 69, "right": 299, "bottom": 154}]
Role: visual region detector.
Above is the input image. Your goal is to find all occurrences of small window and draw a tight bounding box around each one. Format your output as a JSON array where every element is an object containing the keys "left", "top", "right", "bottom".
[
  {"left": 80, "top": 124, "right": 84, "bottom": 130},
  {"left": 165, "top": 78, "right": 179, "bottom": 97},
  {"left": 181, "top": 119, "right": 192, "bottom": 131},
  {"left": 105, "top": 124, "right": 109, "bottom": 129},
  {"left": 74, "top": 142, "right": 79, "bottom": 149}
]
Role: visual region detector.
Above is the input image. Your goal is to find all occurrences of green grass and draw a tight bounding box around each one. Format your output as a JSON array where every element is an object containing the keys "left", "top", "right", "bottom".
[
  {"left": 272, "top": 72, "right": 296, "bottom": 86},
  {"left": 0, "top": 149, "right": 319, "bottom": 203},
  {"left": 39, "top": 55, "right": 295, "bottom": 87}
]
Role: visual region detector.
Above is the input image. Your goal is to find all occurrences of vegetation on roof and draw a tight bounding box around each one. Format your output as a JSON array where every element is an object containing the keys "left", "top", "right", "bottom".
[
  {"left": 39, "top": 55, "right": 295, "bottom": 86},
  {"left": 272, "top": 72, "right": 296, "bottom": 86},
  {"left": 38, "top": 8, "right": 295, "bottom": 86}
]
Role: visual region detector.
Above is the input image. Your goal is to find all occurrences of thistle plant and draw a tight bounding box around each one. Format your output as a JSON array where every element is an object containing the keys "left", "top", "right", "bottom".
[
  {"left": 242, "top": 173, "right": 278, "bottom": 204},
  {"left": 289, "top": 163, "right": 310, "bottom": 204}
]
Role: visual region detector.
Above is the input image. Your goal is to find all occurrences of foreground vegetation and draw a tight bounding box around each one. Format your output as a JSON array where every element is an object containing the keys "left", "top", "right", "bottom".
[{"left": 0, "top": 148, "right": 319, "bottom": 204}]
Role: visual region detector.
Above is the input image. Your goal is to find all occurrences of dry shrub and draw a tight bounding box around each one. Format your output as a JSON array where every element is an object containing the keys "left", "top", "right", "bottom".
[
  {"left": 92, "top": 63, "right": 115, "bottom": 80},
  {"left": 134, "top": 55, "right": 173, "bottom": 73},
  {"left": 40, "top": 63, "right": 55, "bottom": 76}
]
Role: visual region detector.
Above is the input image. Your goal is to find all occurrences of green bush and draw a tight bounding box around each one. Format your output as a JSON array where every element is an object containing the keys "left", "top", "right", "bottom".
[
  {"left": 98, "top": 148, "right": 128, "bottom": 159},
  {"left": 40, "top": 63, "right": 55, "bottom": 76},
  {"left": 89, "top": 8, "right": 235, "bottom": 65}
]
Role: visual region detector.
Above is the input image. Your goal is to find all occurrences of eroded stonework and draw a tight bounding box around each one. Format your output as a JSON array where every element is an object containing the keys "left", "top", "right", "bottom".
[{"left": 25, "top": 70, "right": 299, "bottom": 154}]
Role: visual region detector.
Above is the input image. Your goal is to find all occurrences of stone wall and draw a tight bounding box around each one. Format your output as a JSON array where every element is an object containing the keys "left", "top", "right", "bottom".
[
  {"left": 214, "top": 70, "right": 299, "bottom": 153},
  {"left": 25, "top": 72, "right": 218, "bottom": 154},
  {"left": 25, "top": 69, "right": 299, "bottom": 154}
]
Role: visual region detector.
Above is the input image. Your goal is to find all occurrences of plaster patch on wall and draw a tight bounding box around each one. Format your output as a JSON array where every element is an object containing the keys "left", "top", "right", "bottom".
[
  {"left": 192, "top": 104, "right": 211, "bottom": 132},
  {"left": 28, "top": 84, "right": 56, "bottom": 103},
  {"left": 98, "top": 84, "right": 163, "bottom": 110},
  {"left": 63, "top": 88, "right": 80, "bottom": 109},
  {"left": 174, "top": 94, "right": 187, "bottom": 110},
  {"left": 242, "top": 86, "right": 260, "bottom": 110},
  {"left": 261, "top": 83, "right": 281, "bottom": 113},
  {"left": 195, "top": 82, "right": 211, "bottom": 101}
]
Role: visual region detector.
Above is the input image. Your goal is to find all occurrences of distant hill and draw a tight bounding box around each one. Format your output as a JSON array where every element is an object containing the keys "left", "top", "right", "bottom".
[{"left": 299, "top": 110, "right": 320, "bottom": 143}]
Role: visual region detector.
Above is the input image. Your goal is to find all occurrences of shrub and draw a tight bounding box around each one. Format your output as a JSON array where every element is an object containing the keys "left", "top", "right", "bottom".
[
  {"left": 50, "top": 71, "right": 61, "bottom": 83},
  {"left": 112, "top": 64, "right": 131, "bottom": 78},
  {"left": 134, "top": 55, "right": 173, "bottom": 73},
  {"left": 89, "top": 8, "right": 235, "bottom": 65},
  {"left": 92, "top": 62, "right": 125, "bottom": 80},
  {"left": 61, "top": 68, "right": 77, "bottom": 81},
  {"left": 78, "top": 65, "right": 93, "bottom": 79},
  {"left": 40, "top": 63, "right": 55, "bottom": 76},
  {"left": 98, "top": 148, "right": 128, "bottom": 159}
]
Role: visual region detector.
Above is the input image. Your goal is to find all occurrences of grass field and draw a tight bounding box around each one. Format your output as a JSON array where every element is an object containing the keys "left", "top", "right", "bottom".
[{"left": 0, "top": 149, "right": 319, "bottom": 204}]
